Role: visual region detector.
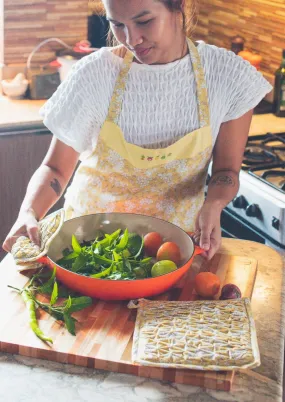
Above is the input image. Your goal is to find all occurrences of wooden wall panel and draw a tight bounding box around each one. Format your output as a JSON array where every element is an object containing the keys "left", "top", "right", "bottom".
[
  {"left": 4, "top": 0, "right": 88, "bottom": 65},
  {"left": 4, "top": 0, "right": 284, "bottom": 74},
  {"left": 190, "top": 0, "right": 285, "bottom": 76}
]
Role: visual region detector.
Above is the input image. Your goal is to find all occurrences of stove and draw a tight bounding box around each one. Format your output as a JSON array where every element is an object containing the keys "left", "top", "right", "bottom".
[{"left": 221, "top": 132, "right": 285, "bottom": 250}]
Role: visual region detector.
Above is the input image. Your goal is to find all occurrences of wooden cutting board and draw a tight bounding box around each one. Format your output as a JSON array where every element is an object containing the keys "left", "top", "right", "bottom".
[{"left": 0, "top": 253, "right": 257, "bottom": 391}]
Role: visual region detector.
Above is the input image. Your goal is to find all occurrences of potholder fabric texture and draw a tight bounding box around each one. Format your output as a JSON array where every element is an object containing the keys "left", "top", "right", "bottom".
[
  {"left": 11, "top": 209, "right": 65, "bottom": 271},
  {"left": 131, "top": 298, "right": 260, "bottom": 371}
]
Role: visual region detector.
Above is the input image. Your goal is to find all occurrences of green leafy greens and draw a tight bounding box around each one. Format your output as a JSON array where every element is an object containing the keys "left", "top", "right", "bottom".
[{"left": 57, "top": 229, "right": 153, "bottom": 280}]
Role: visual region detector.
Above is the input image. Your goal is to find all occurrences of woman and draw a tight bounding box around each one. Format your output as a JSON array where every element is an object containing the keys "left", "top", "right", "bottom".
[{"left": 3, "top": 0, "right": 272, "bottom": 260}]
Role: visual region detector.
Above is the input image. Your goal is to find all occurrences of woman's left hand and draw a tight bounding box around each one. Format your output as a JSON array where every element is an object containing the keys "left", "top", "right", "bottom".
[{"left": 193, "top": 201, "right": 222, "bottom": 260}]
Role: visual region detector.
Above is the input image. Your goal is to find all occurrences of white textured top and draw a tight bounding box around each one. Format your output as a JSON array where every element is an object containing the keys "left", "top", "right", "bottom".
[{"left": 40, "top": 42, "right": 272, "bottom": 156}]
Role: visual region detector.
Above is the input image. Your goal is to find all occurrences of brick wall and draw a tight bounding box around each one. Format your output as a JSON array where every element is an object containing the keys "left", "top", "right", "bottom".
[
  {"left": 4, "top": 0, "right": 283, "bottom": 76},
  {"left": 191, "top": 0, "right": 284, "bottom": 76},
  {"left": 4, "top": 0, "right": 88, "bottom": 66}
]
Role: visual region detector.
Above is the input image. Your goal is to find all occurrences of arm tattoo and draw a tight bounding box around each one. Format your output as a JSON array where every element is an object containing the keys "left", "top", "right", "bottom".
[
  {"left": 50, "top": 178, "right": 62, "bottom": 196},
  {"left": 210, "top": 175, "right": 235, "bottom": 187}
]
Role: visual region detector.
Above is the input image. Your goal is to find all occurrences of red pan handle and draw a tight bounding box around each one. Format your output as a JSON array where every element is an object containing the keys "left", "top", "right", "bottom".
[
  {"left": 187, "top": 232, "right": 204, "bottom": 256},
  {"left": 37, "top": 256, "right": 50, "bottom": 265}
]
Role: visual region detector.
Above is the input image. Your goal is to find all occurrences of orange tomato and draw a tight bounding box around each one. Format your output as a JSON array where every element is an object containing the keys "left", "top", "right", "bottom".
[
  {"left": 156, "top": 242, "right": 181, "bottom": 265},
  {"left": 194, "top": 272, "right": 221, "bottom": 298},
  {"left": 250, "top": 54, "right": 262, "bottom": 64},
  {"left": 250, "top": 54, "right": 262, "bottom": 69},
  {"left": 143, "top": 232, "right": 163, "bottom": 257},
  {"left": 238, "top": 50, "right": 253, "bottom": 61},
  {"left": 238, "top": 50, "right": 262, "bottom": 69}
]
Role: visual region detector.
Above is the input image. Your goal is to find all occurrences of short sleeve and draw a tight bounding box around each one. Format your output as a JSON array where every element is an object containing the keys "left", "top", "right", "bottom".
[
  {"left": 39, "top": 48, "right": 111, "bottom": 154},
  {"left": 217, "top": 49, "right": 273, "bottom": 122}
]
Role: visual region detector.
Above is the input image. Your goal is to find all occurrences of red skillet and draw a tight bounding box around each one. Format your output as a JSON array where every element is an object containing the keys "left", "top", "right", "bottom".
[{"left": 38, "top": 213, "right": 203, "bottom": 300}]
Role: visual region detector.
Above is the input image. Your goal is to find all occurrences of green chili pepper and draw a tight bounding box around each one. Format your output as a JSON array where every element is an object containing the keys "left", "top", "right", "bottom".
[
  {"left": 8, "top": 270, "right": 92, "bottom": 342},
  {"left": 21, "top": 289, "right": 53, "bottom": 344}
]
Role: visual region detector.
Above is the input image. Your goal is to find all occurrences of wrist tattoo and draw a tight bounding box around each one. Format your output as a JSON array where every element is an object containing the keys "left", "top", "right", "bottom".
[
  {"left": 50, "top": 178, "right": 62, "bottom": 196},
  {"left": 210, "top": 175, "right": 235, "bottom": 187}
]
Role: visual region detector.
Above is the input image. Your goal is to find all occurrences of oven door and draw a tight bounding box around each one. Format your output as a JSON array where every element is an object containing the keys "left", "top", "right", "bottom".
[{"left": 221, "top": 208, "right": 267, "bottom": 243}]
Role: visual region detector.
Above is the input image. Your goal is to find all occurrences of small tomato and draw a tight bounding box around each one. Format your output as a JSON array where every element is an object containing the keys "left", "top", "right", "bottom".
[
  {"left": 156, "top": 242, "right": 181, "bottom": 265},
  {"left": 143, "top": 232, "right": 163, "bottom": 257}
]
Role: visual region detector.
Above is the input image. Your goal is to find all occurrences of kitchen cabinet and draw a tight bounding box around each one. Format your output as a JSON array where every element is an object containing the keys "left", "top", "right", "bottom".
[{"left": 0, "top": 127, "right": 64, "bottom": 260}]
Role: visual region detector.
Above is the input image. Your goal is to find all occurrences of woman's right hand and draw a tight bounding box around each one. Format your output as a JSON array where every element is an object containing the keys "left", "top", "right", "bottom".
[{"left": 2, "top": 209, "right": 40, "bottom": 253}]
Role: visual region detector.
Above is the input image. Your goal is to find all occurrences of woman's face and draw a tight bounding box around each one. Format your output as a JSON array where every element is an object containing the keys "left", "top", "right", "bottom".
[{"left": 103, "top": 0, "right": 184, "bottom": 64}]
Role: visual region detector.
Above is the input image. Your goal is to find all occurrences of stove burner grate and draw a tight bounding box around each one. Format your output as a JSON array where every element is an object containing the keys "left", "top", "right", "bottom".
[
  {"left": 243, "top": 145, "right": 279, "bottom": 165},
  {"left": 248, "top": 162, "right": 285, "bottom": 193},
  {"left": 261, "top": 133, "right": 285, "bottom": 151},
  {"left": 261, "top": 170, "right": 285, "bottom": 191}
]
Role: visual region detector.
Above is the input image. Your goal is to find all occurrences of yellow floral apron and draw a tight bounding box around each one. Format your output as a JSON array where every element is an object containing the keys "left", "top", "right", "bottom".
[{"left": 64, "top": 39, "right": 212, "bottom": 232}]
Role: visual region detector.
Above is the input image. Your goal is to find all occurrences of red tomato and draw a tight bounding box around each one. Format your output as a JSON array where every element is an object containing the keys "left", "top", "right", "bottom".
[
  {"left": 156, "top": 242, "right": 181, "bottom": 265},
  {"left": 143, "top": 232, "right": 163, "bottom": 257}
]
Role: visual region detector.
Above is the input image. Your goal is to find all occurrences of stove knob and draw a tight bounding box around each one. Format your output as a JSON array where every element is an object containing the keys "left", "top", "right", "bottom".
[
  {"left": 272, "top": 217, "right": 280, "bottom": 230},
  {"left": 245, "top": 204, "right": 261, "bottom": 218},
  {"left": 232, "top": 195, "right": 248, "bottom": 209}
]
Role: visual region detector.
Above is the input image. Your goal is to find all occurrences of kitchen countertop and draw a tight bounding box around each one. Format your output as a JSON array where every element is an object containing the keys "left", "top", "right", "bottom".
[
  {"left": 0, "top": 238, "right": 284, "bottom": 402},
  {"left": 0, "top": 96, "right": 45, "bottom": 131},
  {"left": 249, "top": 113, "right": 285, "bottom": 135},
  {"left": 0, "top": 96, "right": 285, "bottom": 135}
]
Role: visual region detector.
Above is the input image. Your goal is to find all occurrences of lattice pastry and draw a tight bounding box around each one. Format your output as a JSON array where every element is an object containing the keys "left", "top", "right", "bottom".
[{"left": 131, "top": 298, "right": 260, "bottom": 370}]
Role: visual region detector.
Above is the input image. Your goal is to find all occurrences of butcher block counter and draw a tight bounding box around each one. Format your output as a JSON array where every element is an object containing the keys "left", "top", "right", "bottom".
[{"left": 0, "top": 238, "right": 284, "bottom": 402}]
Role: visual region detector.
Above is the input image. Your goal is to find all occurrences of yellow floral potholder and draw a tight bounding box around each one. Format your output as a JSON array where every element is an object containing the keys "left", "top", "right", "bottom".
[
  {"left": 11, "top": 209, "right": 65, "bottom": 271},
  {"left": 131, "top": 298, "right": 260, "bottom": 371}
]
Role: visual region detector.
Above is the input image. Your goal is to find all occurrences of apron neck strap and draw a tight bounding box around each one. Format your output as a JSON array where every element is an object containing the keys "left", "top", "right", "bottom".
[
  {"left": 106, "top": 39, "right": 210, "bottom": 127},
  {"left": 106, "top": 49, "right": 134, "bottom": 124},
  {"left": 186, "top": 39, "right": 210, "bottom": 127}
]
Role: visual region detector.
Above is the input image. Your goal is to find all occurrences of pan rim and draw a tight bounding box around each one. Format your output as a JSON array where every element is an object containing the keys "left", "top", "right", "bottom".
[{"left": 46, "top": 212, "right": 196, "bottom": 282}]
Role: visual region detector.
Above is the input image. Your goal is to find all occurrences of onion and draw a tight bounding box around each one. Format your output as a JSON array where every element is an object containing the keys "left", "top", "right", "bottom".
[{"left": 219, "top": 284, "right": 242, "bottom": 300}]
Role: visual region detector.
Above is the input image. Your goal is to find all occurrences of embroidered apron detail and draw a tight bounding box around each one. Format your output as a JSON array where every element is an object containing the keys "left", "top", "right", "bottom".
[
  {"left": 64, "top": 39, "right": 212, "bottom": 232},
  {"left": 99, "top": 123, "right": 211, "bottom": 169}
]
